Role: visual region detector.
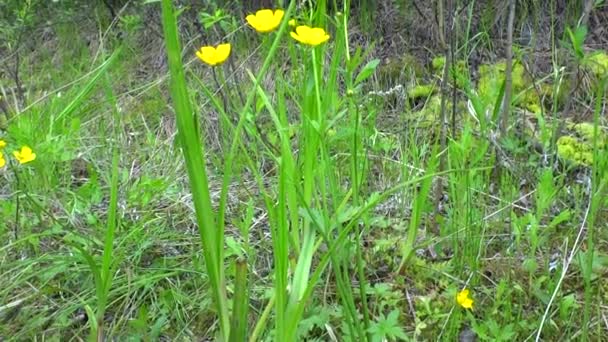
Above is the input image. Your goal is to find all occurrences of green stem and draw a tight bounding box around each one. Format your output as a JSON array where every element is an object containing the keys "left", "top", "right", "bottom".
[
  {"left": 249, "top": 294, "right": 276, "bottom": 342},
  {"left": 229, "top": 257, "right": 249, "bottom": 342}
]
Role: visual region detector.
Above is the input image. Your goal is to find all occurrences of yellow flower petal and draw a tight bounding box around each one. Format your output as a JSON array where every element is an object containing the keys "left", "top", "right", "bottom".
[
  {"left": 290, "top": 31, "right": 302, "bottom": 43},
  {"left": 246, "top": 9, "right": 284, "bottom": 33},
  {"left": 295, "top": 25, "right": 310, "bottom": 36},
  {"left": 288, "top": 19, "right": 296, "bottom": 27},
  {"left": 290, "top": 25, "right": 330, "bottom": 46},
  {"left": 245, "top": 14, "right": 259, "bottom": 28},
  {"left": 13, "top": 145, "right": 36, "bottom": 164},
  {"left": 0, "top": 153, "right": 5, "bottom": 168},
  {"left": 215, "top": 44, "right": 231, "bottom": 64},
  {"left": 0, "top": 139, "right": 6, "bottom": 148},
  {"left": 196, "top": 43, "right": 231, "bottom": 66}
]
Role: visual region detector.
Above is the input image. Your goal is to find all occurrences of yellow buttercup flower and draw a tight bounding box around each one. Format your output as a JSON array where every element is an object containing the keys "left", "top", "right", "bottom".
[
  {"left": 0, "top": 152, "right": 5, "bottom": 168},
  {"left": 246, "top": 9, "right": 284, "bottom": 33},
  {"left": 290, "top": 25, "right": 330, "bottom": 46},
  {"left": 196, "top": 43, "right": 231, "bottom": 66},
  {"left": 0, "top": 139, "right": 6, "bottom": 148},
  {"left": 456, "top": 288, "right": 474, "bottom": 309},
  {"left": 13, "top": 146, "right": 36, "bottom": 164}
]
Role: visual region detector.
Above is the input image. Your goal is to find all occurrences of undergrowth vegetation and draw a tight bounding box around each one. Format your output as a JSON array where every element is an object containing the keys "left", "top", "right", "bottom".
[{"left": 1, "top": 0, "right": 607, "bottom": 341}]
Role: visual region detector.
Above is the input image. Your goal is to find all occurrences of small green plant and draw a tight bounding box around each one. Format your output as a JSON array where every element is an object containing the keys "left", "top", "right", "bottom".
[{"left": 368, "top": 310, "right": 408, "bottom": 342}]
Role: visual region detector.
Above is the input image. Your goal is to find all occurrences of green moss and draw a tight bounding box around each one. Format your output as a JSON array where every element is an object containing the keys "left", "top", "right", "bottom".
[
  {"left": 519, "top": 89, "right": 542, "bottom": 114},
  {"left": 377, "top": 54, "right": 425, "bottom": 83},
  {"left": 432, "top": 56, "right": 446, "bottom": 72},
  {"left": 539, "top": 81, "right": 570, "bottom": 109},
  {"left": 405, "top": 95, "right": 442, "bottom": 128},
  {"left": 583, "top": 51, "right": 608, "bottom": 78},
  {"left": 557, "top": 136, "right": 593, "bottom": 166},
  {"left": 431, "top": 58, "right": 468, "bottom": 88},
  {"left": 477, "top": 61, "right": 541, "bottom": 113},
  {"left": 408, "top": 85, "right": 435, "bottom": 99},
  {"left": 568, "top": 122, "right": 607, "bottom": 147},
  {"left": 557, "top": 122, "right": 607, "bottom": 166}
]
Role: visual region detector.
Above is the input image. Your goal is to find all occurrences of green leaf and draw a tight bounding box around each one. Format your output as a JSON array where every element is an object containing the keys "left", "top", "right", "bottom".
[
  {"left": 355, "top": 59, "right": 380, "bottom": 85},
  {"left": 548, "top": 209, "right": 571, "bottom": 228},
  {"left": 368, "top": 310, "right": 408, "bottom": 341},
  {"left": 566, "top": 26, "right": 587, "bottom": 60}
]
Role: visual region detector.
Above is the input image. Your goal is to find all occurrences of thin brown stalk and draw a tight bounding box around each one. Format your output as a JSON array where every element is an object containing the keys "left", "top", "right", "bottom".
[
  {"left": 501, "top": 0, "right": 516, "bottom": 137},
  {"left": 434, "top": 0, "right": 453, "bottom": 234}
]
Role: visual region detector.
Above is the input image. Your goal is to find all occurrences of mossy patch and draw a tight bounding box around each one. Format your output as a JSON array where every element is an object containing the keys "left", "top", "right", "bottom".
[
  {"left": 556, "top": 122, "right": 607, "bottom": 166},
  {"left": 408, "top": 84, "right": 436, "bottom": 100},
  {"left": 539, "top": 81, "right": 569, "bottom": 109},
  {"left": 414, "top": 95, "right": 442, "bottom": 126},
  {"left": 432, "top": 56, "right": 446, "bottom": 71},
  {"left": 557, "top": 136, "right": 593, "bottom": 166},
  {"left": 583, "top": 51, "right": 608, "bottom": 78},
  {"left": 408, "top": 95, "right": 467, "bottom": 129},
  {"left": 431, "top": 57, "right": 468, "bottom": 88},
  {"left": 477, "top": 61, "right": 541, "bottom": 114},
  {"left": 377, "top": 54, "right": 426, "bottom": 84}
]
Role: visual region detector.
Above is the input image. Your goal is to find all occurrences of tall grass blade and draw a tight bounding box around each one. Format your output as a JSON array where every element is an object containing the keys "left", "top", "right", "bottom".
[{"left": 160, "top": 0, "right": 230, "bottom": 339}]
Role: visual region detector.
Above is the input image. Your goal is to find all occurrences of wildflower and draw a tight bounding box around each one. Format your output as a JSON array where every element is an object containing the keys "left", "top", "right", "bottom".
[
  {"left": 196, "top": 43, "right": 231, "bottom": 66},
  {"left": 288, "top": 19, "right": 296, "bottom": 27},
  {"left": 0, "top": 139, "right": 6, "bottom": 148},
  {"left": 456, "top": 288, "right": 474, "bottom": 309},
  {"left": 0, "top": 152, "right": 5, "bottom": 168},
  {"left": 290, "top": 25, "right": 330, "bottom": 46},
  {"left": 246, "top": 9, "right": 284, "bottom": 33},
  {"left": 13, "top": 146, "right": 36, "bottom": 164}
]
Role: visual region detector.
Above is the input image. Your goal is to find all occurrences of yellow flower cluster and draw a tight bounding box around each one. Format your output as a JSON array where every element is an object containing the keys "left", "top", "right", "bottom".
[
  {"left": 0, "top": 139, "right": 36, "bottom": 168},
  {"left": 456, "top": 288, "right": 474, "bottom": 309},
  {"left": 196, "top": 8, "right": 331, "bottom": 66}
]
